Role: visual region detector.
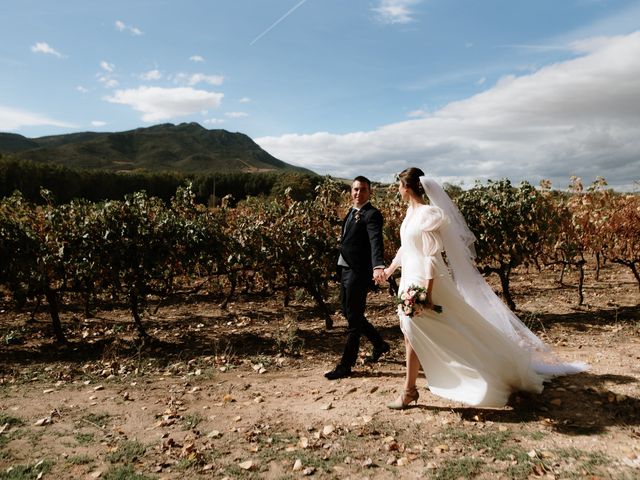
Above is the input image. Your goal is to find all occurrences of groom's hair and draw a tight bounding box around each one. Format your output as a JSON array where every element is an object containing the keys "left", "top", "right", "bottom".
[{"left": 353, "top": 175, "right": 371, "bottom": 188}]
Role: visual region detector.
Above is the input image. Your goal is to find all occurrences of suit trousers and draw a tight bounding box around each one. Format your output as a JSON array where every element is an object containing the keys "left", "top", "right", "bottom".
[{"left": 339, "top": 267, "right": 385, "bottom": 368}]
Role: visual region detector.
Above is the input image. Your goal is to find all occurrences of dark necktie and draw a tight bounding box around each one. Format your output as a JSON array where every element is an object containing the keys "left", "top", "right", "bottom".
[{"left": 345, "top": 208, "right": 357, "bottom": 230}]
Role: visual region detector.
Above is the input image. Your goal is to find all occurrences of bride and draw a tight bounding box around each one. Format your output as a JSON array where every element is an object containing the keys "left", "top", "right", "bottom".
[{"left": 380, "top": 167, "right": 587, "bottom": 409}]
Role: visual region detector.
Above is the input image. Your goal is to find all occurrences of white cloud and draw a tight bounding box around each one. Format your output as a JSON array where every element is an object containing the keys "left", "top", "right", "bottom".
[
  {"left": 0, "top": 105, "right": 77, "bottom": 130},
  {"left": 30, "top": 42, "right": 64, "bottom": 58},
  {"left": 100, "top": 61, "right": 115, "bottom": 72},
  {"left": 476, "top": 77, "right": 486, "bottom": 85},
  {"left": 98, "top": 75, "right": 119, "bottom": 88},
  {"left": 76, "top": 86, "right": 89, "bottom": 93},
  {"left": 97, "top": 62, "right": 118, "bottom": 88},
  {"left": 373, "top": 0, "right": 422, "bottom": 25},
  {"left": 140, "top": 69, "right": 162, "bottom": 81},
  {"left": 175, "top": 73, "right": 224, "bottom": 86},
  {"left": 105, "top": 86, "right": 224, "bottom": 122},
  {"left": 115, "top": 20, "right": 143, "bottom": 36},
  {"left": 190, "top": 55, "right": 205, "bottom": 62},
  {"left": 225, "top": 111, "right": 249, "bottom": 118},
  {"left": 239, "top": 97, "right": 251, "bottom": 103},
  {"left": 204, "top": 118, "right": 226, "bottom": 125},
  {"left": 407, "top": 108, "right": 429, "bottom": 118},
  {"left": 91, "top": 120, "right": 107, "bottom": 127},
  {"left": 256, "top": 31, "right": 640, "bottom": 191}
]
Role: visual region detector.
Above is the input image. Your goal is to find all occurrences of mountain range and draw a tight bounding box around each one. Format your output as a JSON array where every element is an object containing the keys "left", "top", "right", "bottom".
[{"left": 0, "top": 122, "right": 312, "bottom": 175}]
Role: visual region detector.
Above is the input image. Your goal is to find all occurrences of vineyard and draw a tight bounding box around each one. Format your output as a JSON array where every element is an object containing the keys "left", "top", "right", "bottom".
[
  {"left": 0, "top": 176, "right": 638, "bottom": 343},
  {"left": 1, "top": 176, "right": 639, "bottom": 479}
]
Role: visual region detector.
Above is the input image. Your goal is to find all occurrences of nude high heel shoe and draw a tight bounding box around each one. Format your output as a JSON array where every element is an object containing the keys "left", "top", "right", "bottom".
[{"left": 387, "top": 386, "right": 419, "bottom": 409}]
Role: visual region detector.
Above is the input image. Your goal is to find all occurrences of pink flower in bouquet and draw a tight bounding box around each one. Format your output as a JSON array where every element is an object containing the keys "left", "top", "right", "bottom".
[{"left": 395, "top": 284, "right": 443, "bottom": 318}]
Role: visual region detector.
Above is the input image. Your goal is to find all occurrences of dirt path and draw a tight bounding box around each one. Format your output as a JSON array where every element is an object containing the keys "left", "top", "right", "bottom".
[{"left": 1, "top": 266, "right": 639, "bottom": 479}]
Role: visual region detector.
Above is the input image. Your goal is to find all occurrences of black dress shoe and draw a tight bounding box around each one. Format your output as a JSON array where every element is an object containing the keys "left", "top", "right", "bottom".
[
  {"left": 364, "top": 342, "right": 391, "bottom": 364},
  {"left": 324, "top": 365, "right": 351, "bottom": 380}
]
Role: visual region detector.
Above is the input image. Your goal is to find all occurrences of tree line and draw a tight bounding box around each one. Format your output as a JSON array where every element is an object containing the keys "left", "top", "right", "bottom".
[
  {"left": 0, "top": 175, "right": 638, "bottom": 344},
  {"left": 0, "top": 156, "right": 321, "bottom": 205}
]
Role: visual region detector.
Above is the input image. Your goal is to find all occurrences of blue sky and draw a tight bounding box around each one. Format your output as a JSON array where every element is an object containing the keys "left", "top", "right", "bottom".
[{"left": 1, "top": 0, "right": 639, "bottom": 189}]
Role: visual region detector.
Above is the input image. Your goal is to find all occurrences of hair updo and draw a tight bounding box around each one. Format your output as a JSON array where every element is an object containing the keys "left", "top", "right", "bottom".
[{"left": 398, "top": 167, "right": 425, "bottom": 196}]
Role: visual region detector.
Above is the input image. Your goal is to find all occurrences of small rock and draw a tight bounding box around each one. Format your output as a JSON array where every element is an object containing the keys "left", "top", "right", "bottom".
[
  {"left": 34, "top": 417, "right": 51, "bottom": 427},
  {"left": 433, "top": 444, "right": 449, "bottom": 454},
  {"left": 322, "top": 425, "right": 335, "bottom": 436},
  {"left": 238, "top": 460, "right": 254, "bottom": 470},
  {"left": 292, "top": 459, "right": 303, "bottom": 471}
]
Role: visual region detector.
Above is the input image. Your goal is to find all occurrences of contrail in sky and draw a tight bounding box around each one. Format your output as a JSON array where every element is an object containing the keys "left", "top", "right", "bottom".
[{"left": 250, "top": 0, "right": 309, "bottom": 45}]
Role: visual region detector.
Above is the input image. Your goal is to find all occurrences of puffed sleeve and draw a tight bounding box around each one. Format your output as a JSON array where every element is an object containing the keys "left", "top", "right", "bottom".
[
  {"left": 420, "top": 205, "right": 447, "bottom": 233},
  {"left": 420, "top": 206, "right": 447, "bottom": 279}
]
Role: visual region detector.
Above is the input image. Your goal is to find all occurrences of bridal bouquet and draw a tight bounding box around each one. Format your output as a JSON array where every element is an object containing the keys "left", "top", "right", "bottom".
[{"left": 396, "top": 285, "right": 443, "bottom": 317}]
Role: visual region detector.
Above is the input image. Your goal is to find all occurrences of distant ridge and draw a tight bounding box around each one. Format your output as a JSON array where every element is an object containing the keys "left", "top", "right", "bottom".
[{"left": 0, "top": 122, "right": 312, "bottom": 175}]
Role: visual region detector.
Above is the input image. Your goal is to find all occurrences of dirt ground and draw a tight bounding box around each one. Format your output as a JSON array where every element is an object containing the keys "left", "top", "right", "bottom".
[{"left": 1, "top": 264, "right": 639, "bottom": 479}]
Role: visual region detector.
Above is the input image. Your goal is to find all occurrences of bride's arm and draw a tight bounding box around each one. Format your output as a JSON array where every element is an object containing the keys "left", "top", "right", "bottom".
[
  {"left": 425, "top": 278, "right": 434, "bottom": 309},
  {"left": 383, "top": 247, "right": 402, "bottom": 280}
]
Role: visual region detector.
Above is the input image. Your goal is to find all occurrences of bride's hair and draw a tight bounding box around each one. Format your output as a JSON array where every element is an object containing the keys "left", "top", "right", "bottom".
[{"left": 398, "top": 167, "right": 425, "bottom": 196}]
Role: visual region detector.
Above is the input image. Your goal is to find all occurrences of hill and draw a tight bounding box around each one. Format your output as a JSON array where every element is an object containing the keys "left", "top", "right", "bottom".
[{"left": 0, "top": 122, "right": 312, "bottom": 174}]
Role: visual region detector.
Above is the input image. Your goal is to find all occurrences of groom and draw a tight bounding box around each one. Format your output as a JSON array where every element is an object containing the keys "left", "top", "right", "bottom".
[{"left": 325, "top": 176, "right": 390, "bottom": 380}]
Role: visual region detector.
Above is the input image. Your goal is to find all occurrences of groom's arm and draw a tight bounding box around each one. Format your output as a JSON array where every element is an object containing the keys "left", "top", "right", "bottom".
[{"left": 366, "top": 209, "right": 385, "bottom": 271}]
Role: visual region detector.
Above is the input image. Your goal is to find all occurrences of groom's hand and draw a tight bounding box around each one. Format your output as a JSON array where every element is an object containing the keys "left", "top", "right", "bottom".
[{"left": 373, "top": 268, "right": 386, "bottom": 285}]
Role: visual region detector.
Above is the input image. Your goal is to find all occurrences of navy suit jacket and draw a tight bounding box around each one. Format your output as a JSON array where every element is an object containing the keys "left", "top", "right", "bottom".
[{"left": 338, "top": 202, "right": 385, "bottom": 278}]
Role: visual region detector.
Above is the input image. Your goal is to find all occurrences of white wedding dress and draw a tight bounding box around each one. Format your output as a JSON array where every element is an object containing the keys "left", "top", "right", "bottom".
[{"left": 391, "top": 204, "right": 586, "bottom": 407}]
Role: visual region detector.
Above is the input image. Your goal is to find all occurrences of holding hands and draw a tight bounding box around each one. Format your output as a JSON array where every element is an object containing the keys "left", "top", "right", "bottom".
[{"left": 373, "top": 268, "right": 387, "bottom": 285}]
